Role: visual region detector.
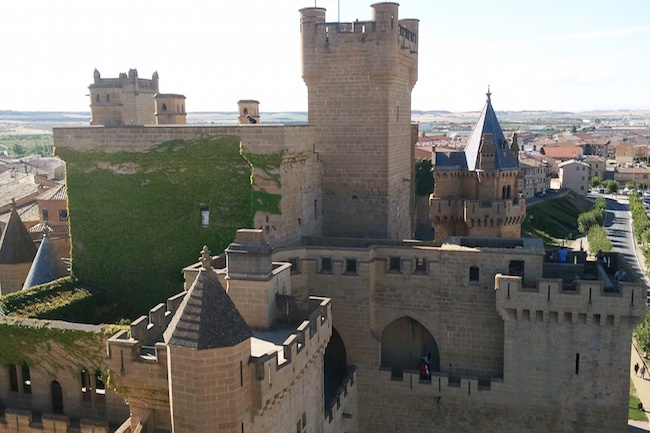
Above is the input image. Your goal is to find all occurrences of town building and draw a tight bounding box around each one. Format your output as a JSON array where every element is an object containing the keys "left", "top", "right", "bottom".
[
  {"left": 518, "top": 156, "right": 550, "bottom": 198},
  {"left": 558, "top": 159, "right": 590, "bottom": 196},
  {"left": 583, "top": 155, "right": 607, "bottom": 181}
]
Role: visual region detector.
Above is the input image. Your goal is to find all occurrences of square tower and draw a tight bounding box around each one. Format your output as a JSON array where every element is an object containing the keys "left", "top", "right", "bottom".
[{"left": 300, "top": 3, "right": 418, "bottom": 239}]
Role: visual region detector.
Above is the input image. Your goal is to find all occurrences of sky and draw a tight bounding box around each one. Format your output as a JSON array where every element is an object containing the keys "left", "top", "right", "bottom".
[{"left": 1, "top": 0, "right": 648, "bottom": 113}]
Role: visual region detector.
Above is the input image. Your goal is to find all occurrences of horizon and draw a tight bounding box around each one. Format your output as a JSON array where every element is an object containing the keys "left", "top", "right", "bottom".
[{"left": 1, "top": 0, "right": 648, "bottom": 113}]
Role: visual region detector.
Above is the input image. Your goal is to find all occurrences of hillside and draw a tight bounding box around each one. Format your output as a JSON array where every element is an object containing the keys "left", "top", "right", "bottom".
[{"left": 522, "top": 191, "right": 593, "bottom": 246}]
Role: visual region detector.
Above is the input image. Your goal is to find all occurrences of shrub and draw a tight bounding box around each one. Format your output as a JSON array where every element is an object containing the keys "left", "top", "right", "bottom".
[{"left": 587, "top": 225, "right": 612, "bottom": 253}]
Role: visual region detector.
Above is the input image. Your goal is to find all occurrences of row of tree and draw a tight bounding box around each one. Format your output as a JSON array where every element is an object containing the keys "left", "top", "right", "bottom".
[
  {"left": 577, "top": 197, "right": 612, "bottom": 253},
  {"left": 629, "top": 192, "right": 650, "bottom": 351}
]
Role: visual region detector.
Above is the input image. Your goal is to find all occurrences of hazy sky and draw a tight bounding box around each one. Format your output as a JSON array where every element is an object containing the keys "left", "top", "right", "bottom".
[{"left": 1, "top": 0, "right": 648, "bottom": 112}]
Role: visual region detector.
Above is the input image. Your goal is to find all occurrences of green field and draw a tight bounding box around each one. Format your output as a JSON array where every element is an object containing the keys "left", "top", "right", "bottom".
[
  {"left": 0, "top": 134, "right": 53, "bottom": 157},
  {"left": 54, "top": 136, "right": 281, "bottom": 322},
  {"left": 630, "top": 379, "right": 648, "bottom": 421},
  {"left": 522, "top": 192, "right": 594, "bottom": 246}
]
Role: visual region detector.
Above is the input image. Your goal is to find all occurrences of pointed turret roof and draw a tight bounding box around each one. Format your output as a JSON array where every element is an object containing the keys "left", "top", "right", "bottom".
[
  {"left": 0, "top": 204, "right": 37, "bottom": 265},
  {"left": 164, "top": 246, "right": 251, "bottom": 350},
  {"left": 464, "top": 89, "right": 518, "bottom": 171},
  {"left": 22, "top": 233, "right": 68, "bottom": 290}
]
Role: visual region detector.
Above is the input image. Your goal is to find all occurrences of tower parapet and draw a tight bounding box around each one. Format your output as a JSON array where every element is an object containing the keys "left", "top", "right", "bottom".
[
  {"left": 153, "top": 93, "right": 186, "bottom": 125},
  {"left": 300, "top": 3, "right": 418, "bottom": 240},
  {"left": 238, "top": 100, "right": 260, "bottom": 124},
  {"left": 89, "top": 69, "right": 165, "bottom": 126}
]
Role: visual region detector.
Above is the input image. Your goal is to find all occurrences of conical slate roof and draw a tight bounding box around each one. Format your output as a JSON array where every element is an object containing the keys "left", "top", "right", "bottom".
[
  {"left": 0, "top": 206, "right": 37, "bottom": 265},
  {"left": 464, "top": 92, "right": 518, "bottom": 171},
  {"left": 22, "top": 234, "right": 68, "bottom": 290},
  {"left": 164, "top": 247, "right": 251, "bottom": 350}
]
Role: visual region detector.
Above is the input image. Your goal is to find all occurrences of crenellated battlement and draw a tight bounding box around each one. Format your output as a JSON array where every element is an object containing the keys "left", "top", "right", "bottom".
[
  {"left": 250, "top": 296, "right": 332, "bottom": 414},
  {"left": 495, "top": 274, "right": 645, "bottom": 325},
  {"left": 107, "top": 290, "right": 187, "bottom": 364}
]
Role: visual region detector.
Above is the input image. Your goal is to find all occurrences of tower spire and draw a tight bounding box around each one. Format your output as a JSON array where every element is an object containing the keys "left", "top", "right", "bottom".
[{"left": 486, "top": 85, "right": 492, "bottom": 103}]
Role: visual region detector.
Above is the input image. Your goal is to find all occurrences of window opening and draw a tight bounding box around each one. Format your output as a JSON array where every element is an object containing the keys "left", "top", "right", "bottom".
[
  {"left": 469, "top": 266, "right": 479, "bottom": 282},
  {"left": 59, "top": 210, "right": 68, "bottom": 221},
  {"left": 9, "top": 365, "right": 18, "bottom": 392},
  {"left": 415, "top": 258, "right": 426, "bottom": 273},
  {"left": 22, "top": 363, "right": 31, "bottom": 394},
  {"left": 321, "top": 257, "right": 332, "bottom": 273},
  {"left": 388, "top": 257, "right": 401, "bottom": 272},
  {"left": 345, "top": 258, "right": 357, "bottom": 274}
]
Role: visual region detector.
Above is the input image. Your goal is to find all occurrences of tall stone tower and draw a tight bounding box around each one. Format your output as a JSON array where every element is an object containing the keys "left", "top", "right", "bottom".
[
  {"left": 154, "top": 93, "right": 186, "bottom": 125},
  {"left": 430, "top": 90, "right": 525, "bottom": 243},
  {"left": 300, "top": 3, "right": 419, "bottom": 239},
  {"left": 89, "top": 69, "right": 159, "bottom": 126}
]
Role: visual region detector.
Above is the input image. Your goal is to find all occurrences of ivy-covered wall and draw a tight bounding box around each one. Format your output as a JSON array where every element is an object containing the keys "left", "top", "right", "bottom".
[{"left": 55, "top": 136, "right": 282, "bottom": 321}]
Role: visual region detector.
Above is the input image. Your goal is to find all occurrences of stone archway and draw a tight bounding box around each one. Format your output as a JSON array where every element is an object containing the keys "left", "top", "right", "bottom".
[
  {"left": 381, "top": 316, "right": 439, "bottom": 378},
  {"left": 324, "top": 327, "right": 348, "bottom": 404}
]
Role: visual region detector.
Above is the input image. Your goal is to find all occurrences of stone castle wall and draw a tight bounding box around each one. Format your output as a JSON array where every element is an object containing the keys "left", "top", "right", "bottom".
[
  {"left": 53, "top": 125, "right": 323, "bottom": 247},
  {"left": 0, "top": 321, "right": 129, "bottom": 432}
]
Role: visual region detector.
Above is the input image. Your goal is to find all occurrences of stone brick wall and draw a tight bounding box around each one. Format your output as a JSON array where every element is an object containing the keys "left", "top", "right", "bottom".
[
  {"left": 0, "top": 263, "right": 31, "bottom": 295},
  {"left": 300, "top": 3, "right": 417, "bottom": 240}
]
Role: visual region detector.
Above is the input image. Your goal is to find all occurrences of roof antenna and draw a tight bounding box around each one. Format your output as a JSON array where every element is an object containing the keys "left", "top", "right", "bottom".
[{"left": 486, "top": 85, "right": 492, "bottom": 103}]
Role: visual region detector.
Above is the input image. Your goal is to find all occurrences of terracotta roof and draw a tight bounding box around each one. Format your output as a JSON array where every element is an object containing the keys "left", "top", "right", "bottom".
[
  {"left": 0, "top": 206, "right": 37, "bottom": 264},
  {"left": 558, "top": 159, "right": 589, "bottom": 168},
  {"left": 0, "top": 203, "right": 39, "bottom": 227},
  {"left": 0, "top": 182, "right": 40, "bottom": 210},
  {"left": 164, "top": 263, "right": 251, "bottom": 350},
  {"left": 541, "top": 145, "right": 581, "bottom": 160},
  {"left": 37, "top": 183, "right": 67, "bottom": 201},
  {"left": 617, "top": 167, "right": 650, "bottom": 175},
  {"left": 22, "top": 234, "right": 67, "bottom": 290}
]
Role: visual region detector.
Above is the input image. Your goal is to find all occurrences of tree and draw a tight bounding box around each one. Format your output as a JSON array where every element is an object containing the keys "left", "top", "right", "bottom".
[
  {"left": 589, "top": 176, "right": 602, "bottom": 188},
  {"left": 626, "top": 181, "right": 635, "bottom": 190},
  {"left": 415, "top": 159, "right": 434, "bottom": 196},
  {"left": 12, "top": 143, "right": 26, "bottom": 156},
  {"left": 605, "top": 180, "right": 618, "bottom": 194}
]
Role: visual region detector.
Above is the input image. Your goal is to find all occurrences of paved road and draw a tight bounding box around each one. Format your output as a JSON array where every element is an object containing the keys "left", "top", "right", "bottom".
[{"left": 591, "top": 192, "right": 650, "bottom": 296}]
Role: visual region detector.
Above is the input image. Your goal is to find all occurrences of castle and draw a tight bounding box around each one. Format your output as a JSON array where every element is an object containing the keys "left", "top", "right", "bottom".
[{"left": 0, "top": 3, "right": 645, "bottom": 433}]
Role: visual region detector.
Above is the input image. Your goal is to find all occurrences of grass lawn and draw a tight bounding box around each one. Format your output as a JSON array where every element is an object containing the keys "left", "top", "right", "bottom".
[
  {"left": 521, "top": 192, "right": 593, "bottom": 246},
  {"left": 630, "top": 378, "right": 649, "bottom": 421}
]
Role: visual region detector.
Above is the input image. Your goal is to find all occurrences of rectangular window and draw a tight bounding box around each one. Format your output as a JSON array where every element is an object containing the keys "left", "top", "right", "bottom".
[
  {"left": 414, "top": 258, "right": 426, "bottom": 274},
  {"left": 469, "top": 266, "right": 480, "bottom": 282},
  {"left": 575, "top": 353, "right": 580, "bottom": 374},
  {"left": 509, "top": 260, "right": 525, "bottom": 279},
  {"left": 9, "top": 365, "right": 18, "bottom": 392},
  {"left": 345, "top": 258, "right": 357, "bottom": 275},
  {"left": 59, "top": 210, "right": 68, "bottom": 221},
  {"left": 321, "top": 257, "right": 332, "bottom": 273},
  {"left": 289, "top": 257, "right": 300, "bottom": 274},
  {"left": 388, "top": 257, "right": 401, "bottom": 272}
]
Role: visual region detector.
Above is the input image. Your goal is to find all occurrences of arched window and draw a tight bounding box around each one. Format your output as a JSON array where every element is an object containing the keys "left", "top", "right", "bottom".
[
  {"left": 51, "top": 381, "right": 64, "bottom": 414},
  {"left": 80, "top": 368, "right": 91, "bottom": 402},
  {"left": 243, "top": 108, "right": 248, "bottom": 115},
  {"left": 95, "top": 370, "right": 106, "bottom": 403},
  {"left": 43, "top": 209, "right": 49, "bottom": 221},
  {"left": 22, "top": 363, "right": 31, "bottom": 394},
  {"left": 95, "top": 94, "right": 100, "bottom": 103},
  {"left": 161, "top": 103, "right": 167, "bottom": 112},
  {"left": 507, "top": 185, "right": 512, "bottom": 199},
  {"left": 502, "top": 186, "right": 506, "bottom": 200},
  {"left": 381, "top": 317, "right": 439, "bottom": 378},
  {"left": 106, "top": 94, "right": 110, "bottom": 102}
]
